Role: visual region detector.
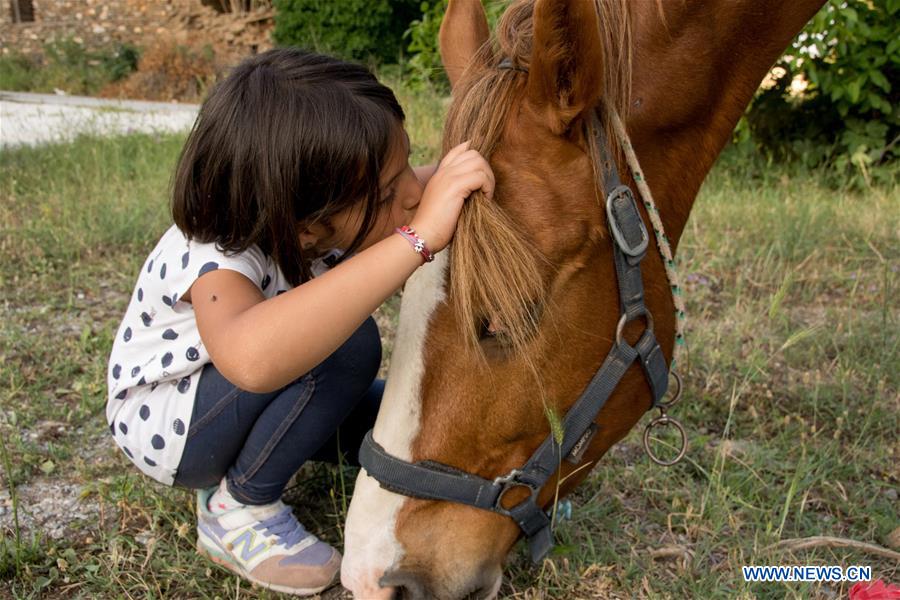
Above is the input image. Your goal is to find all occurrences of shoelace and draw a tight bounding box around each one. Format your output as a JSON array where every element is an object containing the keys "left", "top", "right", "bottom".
[{"left": 253, "top": 507, "right": 312, "bottom": 549}]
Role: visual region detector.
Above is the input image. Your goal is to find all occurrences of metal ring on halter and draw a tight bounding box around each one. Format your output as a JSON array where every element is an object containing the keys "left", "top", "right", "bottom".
[
  {"left": 615, "top": 311, "right": 654, "bottom": 347},
  {"left": 657, "top": 369, "right": 683, "bottom": 410},
  {"left": 642, "top": 414, "right": 687, "bottom": 466}
]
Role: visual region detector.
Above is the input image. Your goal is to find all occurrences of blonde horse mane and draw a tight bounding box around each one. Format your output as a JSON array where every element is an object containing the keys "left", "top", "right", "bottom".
[{"left": 444, "top": 0, "right": 633, "bottom": 360}]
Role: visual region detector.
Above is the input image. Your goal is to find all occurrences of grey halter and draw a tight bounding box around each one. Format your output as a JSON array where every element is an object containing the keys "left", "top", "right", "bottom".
[{"left": 359, "top": 64, "right": 675, "bottom": 564}]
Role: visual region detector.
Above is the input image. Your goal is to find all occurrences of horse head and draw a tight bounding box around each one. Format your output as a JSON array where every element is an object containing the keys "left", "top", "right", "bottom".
[{"left": 342, "top": 0, "right": 826, "bottom": 597}]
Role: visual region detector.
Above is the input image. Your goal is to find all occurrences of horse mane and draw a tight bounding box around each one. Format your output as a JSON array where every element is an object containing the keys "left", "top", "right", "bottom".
[{"left": 444, "top": 0, "right": 633, "bottom": 359}]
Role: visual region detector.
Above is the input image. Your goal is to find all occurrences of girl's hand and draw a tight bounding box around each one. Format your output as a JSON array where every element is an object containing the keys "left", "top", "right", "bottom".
[{"left": 409, "top": 141, "right": 494, "bottom": 253}]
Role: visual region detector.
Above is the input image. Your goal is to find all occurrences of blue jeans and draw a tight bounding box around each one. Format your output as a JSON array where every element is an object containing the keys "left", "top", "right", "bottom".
[{"left": 174, "top": 316, "right": 383, "bottom": 505}]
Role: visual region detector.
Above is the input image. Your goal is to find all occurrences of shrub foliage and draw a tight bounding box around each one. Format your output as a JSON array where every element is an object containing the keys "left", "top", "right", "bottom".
[
  {"left": 0, "top": 39, "right": 139, "bottom": 96},
  {"left": 744, "top": 0, "right": 898, "bottom": 177},
  {"left": 403, "top": 0, "right": 507, "bottom": 90},
  {"left": 272, "top": 0, "right": 421, "bottom": 63}
]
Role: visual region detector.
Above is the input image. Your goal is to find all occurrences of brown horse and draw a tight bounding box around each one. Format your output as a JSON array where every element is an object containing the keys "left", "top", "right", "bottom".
[{"left": 342, "top": 0, "right": 827, "bottom": 597}]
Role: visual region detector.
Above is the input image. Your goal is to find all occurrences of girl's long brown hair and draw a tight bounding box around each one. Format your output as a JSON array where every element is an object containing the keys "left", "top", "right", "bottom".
[{"left": 172, "top": 48, "right": 405, "bottom": 286}]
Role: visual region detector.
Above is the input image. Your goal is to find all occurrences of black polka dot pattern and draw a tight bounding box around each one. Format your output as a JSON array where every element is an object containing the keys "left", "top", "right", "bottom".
[{"left": 109, "top": 230, "right": 294, "bottom": 486}]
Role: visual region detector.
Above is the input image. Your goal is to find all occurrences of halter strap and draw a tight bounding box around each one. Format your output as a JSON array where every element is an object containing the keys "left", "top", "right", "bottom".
[{"left": 358, "top": 113, "right": 670, "bottom": 563}]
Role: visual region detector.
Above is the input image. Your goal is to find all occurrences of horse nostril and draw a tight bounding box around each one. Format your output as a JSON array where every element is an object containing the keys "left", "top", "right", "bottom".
[
  {"left": 390, "top": 584, "right": 424, "bottom": 600},
  {"left": 382, "top": 571, "right": 428, "bottom": 600}
]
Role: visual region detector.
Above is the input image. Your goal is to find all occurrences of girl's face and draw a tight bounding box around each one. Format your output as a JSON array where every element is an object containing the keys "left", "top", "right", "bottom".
[{"left": 300, "top": 126, "right": 423, "bottom": 255}]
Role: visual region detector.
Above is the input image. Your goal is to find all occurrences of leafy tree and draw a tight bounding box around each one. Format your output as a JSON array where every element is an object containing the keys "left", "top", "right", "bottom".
[
  {"left": 273, "top": 0, "right": 421, "bottom": 64},
  {"left": 404, "top": 0, "right": 507, "bottom": 91},
  {"left": 743, "top": 0, "right": 898, "bottom": 180}
]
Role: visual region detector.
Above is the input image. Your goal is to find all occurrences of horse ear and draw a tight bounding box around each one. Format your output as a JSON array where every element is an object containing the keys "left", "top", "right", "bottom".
[
  {"left": 527, "top": 0, "right": 604, "bottom": 133},
  {"left": 439, "top": 0, "right": 490, "bottom": 89}
]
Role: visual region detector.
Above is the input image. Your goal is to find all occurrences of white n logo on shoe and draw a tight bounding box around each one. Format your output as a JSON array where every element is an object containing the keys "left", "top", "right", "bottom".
[{"left": 230, "top": 529, "right": 268, "bottom": 563}]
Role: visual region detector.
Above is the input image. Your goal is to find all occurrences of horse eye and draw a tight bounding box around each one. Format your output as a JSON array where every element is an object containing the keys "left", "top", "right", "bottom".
[{"left": 478, "top": 318, "right": 497, "bottom": 340}]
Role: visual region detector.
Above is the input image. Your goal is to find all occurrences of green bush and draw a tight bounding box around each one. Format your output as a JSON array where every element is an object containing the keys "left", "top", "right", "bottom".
[
  {"left": 404, "top": 0, "right": 449, "bottom": 90},
  {"left": 403, "top": 0, "right": 507, "bottom": 91},
  {"left": 743, "top": 0, "right": 898, "bottom": 183},
  {"left": 0, "top": 39, "right": 140, "bottom": 96},
  {"left": 272, "top": 0, "right": 422, "bottom": 64}
]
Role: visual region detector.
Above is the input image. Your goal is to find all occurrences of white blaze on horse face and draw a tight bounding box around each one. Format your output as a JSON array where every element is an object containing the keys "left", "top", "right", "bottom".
[{"left": 342, "top": 251, "right": 449, "bottom": 598}]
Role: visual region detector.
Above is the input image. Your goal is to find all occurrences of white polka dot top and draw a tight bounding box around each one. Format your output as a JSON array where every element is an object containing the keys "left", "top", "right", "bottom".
[{"left": 105, "top": 224, "right": 300, "bottom": 485}]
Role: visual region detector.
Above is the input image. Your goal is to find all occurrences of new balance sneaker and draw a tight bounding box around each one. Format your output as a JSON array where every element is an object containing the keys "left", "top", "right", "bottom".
[{"left": 195, "top": 487, "right": 340, "bottom": 595}]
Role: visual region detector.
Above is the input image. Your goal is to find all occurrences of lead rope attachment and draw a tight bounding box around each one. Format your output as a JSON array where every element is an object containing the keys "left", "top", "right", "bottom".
[{"left": 606, "top": 104, "right": 688, "bottom": 466}]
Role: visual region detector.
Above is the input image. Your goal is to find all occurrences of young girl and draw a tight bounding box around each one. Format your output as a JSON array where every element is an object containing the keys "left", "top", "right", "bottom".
[{"left": 106, "top": 48, "right": 493, "bottom": 595}]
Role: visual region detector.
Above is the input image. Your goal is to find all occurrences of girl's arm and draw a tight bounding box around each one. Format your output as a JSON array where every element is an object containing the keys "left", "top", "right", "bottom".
[
  {"left": 190, "top": 234, "right": 422, "bottom": 393},
  {"left": 191, "top": 143, "right": 493, "bottom": 393}
]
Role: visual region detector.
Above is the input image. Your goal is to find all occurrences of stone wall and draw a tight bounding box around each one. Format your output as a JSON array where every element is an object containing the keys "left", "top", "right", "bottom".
[{"left": 0, "top": 0, "right": 274, "bottom": 58}]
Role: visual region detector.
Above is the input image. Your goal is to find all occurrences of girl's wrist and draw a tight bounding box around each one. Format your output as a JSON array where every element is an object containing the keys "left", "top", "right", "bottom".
[{"left": 394, "top": 225, "right": 435, "bottom": 263}]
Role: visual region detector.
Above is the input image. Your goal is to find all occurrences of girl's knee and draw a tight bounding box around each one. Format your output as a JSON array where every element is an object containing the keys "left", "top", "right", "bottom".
[
  {"left": 351, "top": 316, "right": 382, "bottom": 381},
  {"left": 315, "top": 316, "right": 382, "bottom": 398}
]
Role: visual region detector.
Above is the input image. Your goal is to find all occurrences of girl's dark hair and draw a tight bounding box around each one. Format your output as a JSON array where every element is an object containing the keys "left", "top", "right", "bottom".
[{"left": 172, "top": 47, "right": 405, "bottom": 286}]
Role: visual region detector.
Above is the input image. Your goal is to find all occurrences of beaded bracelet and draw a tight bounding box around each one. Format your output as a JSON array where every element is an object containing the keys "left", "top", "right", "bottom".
[{"left": 394, "top": 225, "right": 434, "bottom": 263}]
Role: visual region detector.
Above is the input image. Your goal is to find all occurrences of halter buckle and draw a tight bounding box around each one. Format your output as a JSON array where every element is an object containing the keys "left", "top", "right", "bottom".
[{"left": 606, "top": 185, "right": 649, "bottom": 257}]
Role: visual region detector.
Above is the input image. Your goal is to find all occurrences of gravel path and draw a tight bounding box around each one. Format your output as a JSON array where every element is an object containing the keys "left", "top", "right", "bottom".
[{"left": 1, "top": 91, "right": 199, "bottom": 148}]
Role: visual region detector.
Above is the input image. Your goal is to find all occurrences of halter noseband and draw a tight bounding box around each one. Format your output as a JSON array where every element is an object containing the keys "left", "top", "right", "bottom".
[{"left": 359, "top": 61, "right": 683, "bottom": 564}]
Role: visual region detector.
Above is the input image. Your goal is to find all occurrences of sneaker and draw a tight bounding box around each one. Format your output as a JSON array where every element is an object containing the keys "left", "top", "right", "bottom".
[{"left": 195, "top": 487, "right": 340, "bottom": 595}]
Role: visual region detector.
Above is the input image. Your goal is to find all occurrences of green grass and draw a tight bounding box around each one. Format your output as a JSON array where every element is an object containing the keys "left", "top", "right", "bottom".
[
  {"left": 1, "top": 81, "right": 897, "bottom": 598},
  {"left": 0, "top": 39, "right": 140, "bottom": 96}
]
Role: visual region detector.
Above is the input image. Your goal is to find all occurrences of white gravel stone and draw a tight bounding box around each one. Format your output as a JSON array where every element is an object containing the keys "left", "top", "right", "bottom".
[{"left": 1, "top": 91, "right": 199, "bottom": 148}]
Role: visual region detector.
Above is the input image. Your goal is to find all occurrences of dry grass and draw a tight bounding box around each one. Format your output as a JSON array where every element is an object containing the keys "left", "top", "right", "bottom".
[{"left": 1, "top": 78, "right": 897, "bottom": 598}]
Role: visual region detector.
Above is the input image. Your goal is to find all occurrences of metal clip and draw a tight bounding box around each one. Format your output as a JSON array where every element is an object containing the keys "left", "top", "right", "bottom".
[
  {"left": 493, "top": 469, "right": 524, "bottom": 487},
  {"left": 615, "top": 311, "right": 654, "bottom": 347},
  {"left": 492, "top": 468, "right": 541, "bottom": 515},
  {"left": 643, "top": 410, "right": 687, "bottom": 467}
]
